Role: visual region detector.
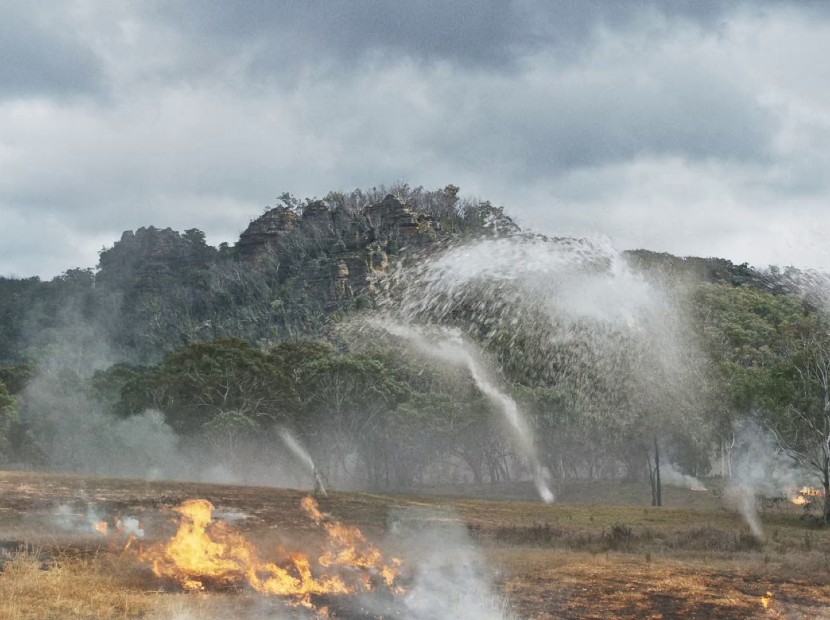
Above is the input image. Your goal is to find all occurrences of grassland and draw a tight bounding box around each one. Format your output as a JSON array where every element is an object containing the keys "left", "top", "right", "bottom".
[{"left": 1, "top": 471, "right": 829, "bottom": 618}]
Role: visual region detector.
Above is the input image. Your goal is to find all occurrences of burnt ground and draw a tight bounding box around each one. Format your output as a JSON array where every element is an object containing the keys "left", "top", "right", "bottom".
[{"left": 2, "top": 470, "right": 830, "bottom": 618}]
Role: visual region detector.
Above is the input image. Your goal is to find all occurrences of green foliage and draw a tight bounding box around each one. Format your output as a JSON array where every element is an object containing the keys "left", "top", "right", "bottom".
[
  {"left": 0, "top": 277, "right": 42, "bottom": 363},
  {"left": 119, "top": 337, "right": 294, "bottom": 433},
  {"left": 0, "top": 362, "right": 34, "bottom": 395},
  {"left": 89, "top": 363, "right": 147, "bottom": 412},
  {"left": 692, "top": 282, "right": 813, "bottom": 429},
  {"left": 693, "top": 282, "right": 807, "bottom": 367},
  {"left": 694, "top": 281, "right": 830, "bottom": 519},
  {"left": 0, "top": 380, "right": 19, "bottom": 461}
]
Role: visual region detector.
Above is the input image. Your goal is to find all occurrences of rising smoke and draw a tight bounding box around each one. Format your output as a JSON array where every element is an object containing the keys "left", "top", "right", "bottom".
[
  {"left": 725, "top": 420, "right": 804, "bottom": 538},
  {"left": 19, "top": 334, "right": 313, "bottom": 489},
  {"left": 388, "top": 506, "right": 512, "bottom": 620}
]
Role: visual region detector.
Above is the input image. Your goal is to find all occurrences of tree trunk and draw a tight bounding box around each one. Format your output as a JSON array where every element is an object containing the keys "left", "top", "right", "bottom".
[
  {"left": 648, "top": 436, "right": 662, "bottom": 507},
  {"left": 654, "top": 436, "right": 662, "bottom": 507},
  {"left": 721, "top": 435, "right": 735, "bottom": 478},
  {"left": 823, "top": 453, "right": 830, "bottom": 524}
]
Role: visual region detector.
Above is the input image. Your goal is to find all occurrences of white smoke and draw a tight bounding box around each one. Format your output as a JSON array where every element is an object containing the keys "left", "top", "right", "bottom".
[
  {"left": 660, "top": 463, "right": 707, "bottom": 491},
  {"left": 400, "top": 532, "right": 510, "bottom": 620},
  {"left": 116, "top": 516, "right": 145, "bottom": 538},
  {"left": 19, "top": 343, "right": 312, "bottom": 488},
  {"left": 726, "top": 421, "right": 803, "bottom": 538},
  {"left": 48, "top": 502, "right": 144, "bottom": 539}
]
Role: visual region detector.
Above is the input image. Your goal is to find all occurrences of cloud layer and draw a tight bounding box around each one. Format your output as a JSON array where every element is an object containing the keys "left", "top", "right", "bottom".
[{"left": 2, "top": 1, "right": 830, "bottom": 277}]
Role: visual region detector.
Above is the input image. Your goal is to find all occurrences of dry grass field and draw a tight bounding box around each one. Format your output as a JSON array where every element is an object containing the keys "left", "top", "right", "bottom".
[{"left": 1, "top": 471, "right": 830, "bottom": 619}]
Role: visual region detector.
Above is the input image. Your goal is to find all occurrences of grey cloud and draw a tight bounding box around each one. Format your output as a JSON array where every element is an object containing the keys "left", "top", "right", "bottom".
[
  {"left": 3, "top": 0, "right": 829, "bottom": 100},
  {"left": 0, "top": 5, "right": 104, "bottom": 101},
  {"left": 139, "top": 0, "right": 811, "bottom": 80},
  {"left": 141, "top": 0, "right": 523, "bottom": 76},
  {"left": 0, "top": 209, "right": 95, "bottom": 278},
  {"left": 417, "top": 61, "right": 775, "bottom": 178},
  {"left": 2, "top": 1, "right": 830, "bottom": 279}
]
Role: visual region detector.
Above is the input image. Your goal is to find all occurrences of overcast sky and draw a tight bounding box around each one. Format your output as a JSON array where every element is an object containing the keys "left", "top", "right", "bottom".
[{"left": 2, "top": 1, "right": 830, "bottom": 278}]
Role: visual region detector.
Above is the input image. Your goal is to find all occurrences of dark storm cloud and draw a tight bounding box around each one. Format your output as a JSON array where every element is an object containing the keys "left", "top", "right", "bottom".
[
  {"left": 0, "top": 5, "right": 104, "bottom": 101},
  {"left": 139, "top": 0, "right": 773, "bottom": 77},
  {"left": 142, "top": 0, "right": 523, "bottom": 73}
]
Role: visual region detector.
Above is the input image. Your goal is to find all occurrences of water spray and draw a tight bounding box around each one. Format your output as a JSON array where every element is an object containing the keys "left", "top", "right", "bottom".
[
  {"left": 374, "top": 320, "right": 554, "bottom": 503},
  {"left": 277, "top": 427, "right": 327, "bottom": 497}
]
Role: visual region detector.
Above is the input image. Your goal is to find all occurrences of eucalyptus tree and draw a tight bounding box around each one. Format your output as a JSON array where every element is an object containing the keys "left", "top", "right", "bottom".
[
  {"left": 760, "top": 313, "right": 830, "bottom": 522},
  {"left": 692, "top": 282, "right": 811, "bottom": 478},
  {"left": 294, "top": 352, "right": 410, "bottom": 486},
  {"left": 118, "top": 337, "right": 295, "bottom": 434},
  {"left": 0, "top": 380, "right": 17, "bottom": 462}
]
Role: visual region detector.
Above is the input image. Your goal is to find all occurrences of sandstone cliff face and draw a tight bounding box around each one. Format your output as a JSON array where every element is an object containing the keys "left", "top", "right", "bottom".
[
  {"left": 92, "top": 196, "right": 447, "bottom": 342},
  {"left": 97, "top": 226, "right": 215, "bottom": 285},
  {"left": 235, "top": 207, "right": 301, "bottom": 263},
  {"left": 236, "top": 195, "right": 444, "bottom": 308}
]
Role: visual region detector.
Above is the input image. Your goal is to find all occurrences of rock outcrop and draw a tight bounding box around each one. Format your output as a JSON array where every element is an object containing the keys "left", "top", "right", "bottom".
[
  {"left": 97, "top": 226, "right": 215, "bottom": 285},
  {"left": 236, "top": 207, "right": 301, "bottom": 263},
  {"left": 235, "top": 195, "right": 444, "bottom": 308}
]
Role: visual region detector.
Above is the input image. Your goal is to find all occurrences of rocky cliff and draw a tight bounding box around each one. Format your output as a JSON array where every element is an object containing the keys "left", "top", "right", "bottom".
[
  {"left": 97, "top": 226, "right": 216, "bottom": 286},
  {"left": 236, "top": 194, "right": 445, "bottom": 308}
]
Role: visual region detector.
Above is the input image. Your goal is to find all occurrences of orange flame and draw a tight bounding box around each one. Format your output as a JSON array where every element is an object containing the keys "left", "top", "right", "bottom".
[
  {"left": 761, "top": 591, "right": 774, "bottom": 609},
  {"left": 140, "top": 497, "right": 402, "bottom": 608},
  {"left": 93, "top": 520, "right": 108, "bottom": 536},
  {"left": 301, "top": 496, "right": 402, "bottom": 590},
  {"left": 788, "top": 486, "right": 825, "bottom": 506}
]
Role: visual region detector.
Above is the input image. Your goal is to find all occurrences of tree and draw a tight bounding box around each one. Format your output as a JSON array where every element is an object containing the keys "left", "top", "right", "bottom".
[
  {"left": 760, "top": 314, "right": 830, "bottom": 522},
  {"left": 692, "top": 281, "right": 830, "bottom": 521},
  {"left": 295, "top": 353, "right": 410, "bottom": 485},
  {"left": 119, "top": 338, "right": 294, "bottom": 434},
  {"left": 0, "top": 380, "right": 18, "bottom": 462},
  {"left": 202, "top": 410, "right": 260, "bottom": 470},
  {"left": 691, "top": 282, "right": 808, "bottom": 477}
]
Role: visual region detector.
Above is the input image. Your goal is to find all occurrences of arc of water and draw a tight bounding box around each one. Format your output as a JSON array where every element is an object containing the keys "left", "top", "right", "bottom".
[
  {"left": 374, "top": 319, "right": 554, "bottom": 503},
  {"left": 277, "top": 427, "right": 327, "bottom": 496}
]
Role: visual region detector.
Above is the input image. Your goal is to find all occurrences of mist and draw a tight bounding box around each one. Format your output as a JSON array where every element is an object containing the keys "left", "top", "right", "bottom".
[
  {"left": 725, "top": 421, "right": 808, "bottom": 538},
  {"left": 16, "top": 325, "right": 316, "bottom": 490}
]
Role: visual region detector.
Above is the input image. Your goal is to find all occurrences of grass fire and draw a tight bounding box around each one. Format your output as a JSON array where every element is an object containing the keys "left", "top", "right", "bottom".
[
  {"left": 4, "top": 471, "right": 830, "bottom": 618},
  {"left": 140, "top": 496, "right": 401, "bottom": 610}
]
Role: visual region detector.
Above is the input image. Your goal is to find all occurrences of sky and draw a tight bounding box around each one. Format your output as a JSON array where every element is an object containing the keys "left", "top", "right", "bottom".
[{"left": 2, "top": 0, "right": 830, "bottom": 278}]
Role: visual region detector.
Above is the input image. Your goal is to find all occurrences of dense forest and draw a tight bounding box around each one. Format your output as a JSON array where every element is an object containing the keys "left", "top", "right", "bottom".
[{"left": 2, "top": 184, "right": 830, "bottom": 520}]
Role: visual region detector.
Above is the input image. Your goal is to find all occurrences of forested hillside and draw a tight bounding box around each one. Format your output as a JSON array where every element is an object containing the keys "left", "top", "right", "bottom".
[{"left": 2, "top": 185, "right": 830, "bottom": 521}]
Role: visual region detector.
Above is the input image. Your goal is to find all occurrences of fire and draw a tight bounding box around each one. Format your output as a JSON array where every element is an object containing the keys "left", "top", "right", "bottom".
[
  {"left": 140, "top": 497, "right": 402, "bottom": 608},
  {"left": 788, "top": 486, "right": 825, "bottom": 506},
  {"left": 89, "top": 514, "right": 145, "bottom": 550},
  {"left": 301, "top": 496, "right": 402, "bottom": 591},
  {"left": 761, "top": 591, "right": 774, "bottom": 609}
]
